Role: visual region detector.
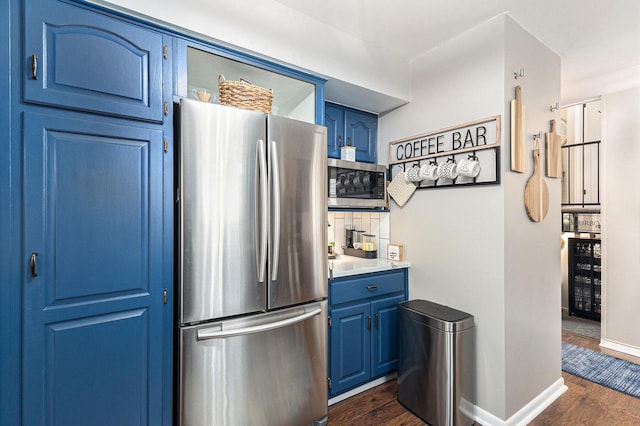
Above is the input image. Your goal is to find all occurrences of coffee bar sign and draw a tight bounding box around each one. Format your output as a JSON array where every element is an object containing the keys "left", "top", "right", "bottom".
[
  {"left": 388, "top": 115, "right": 501, "bottom": 189},
  {"left": 389, "top": 116, "right": 501, "bottom": 164}
]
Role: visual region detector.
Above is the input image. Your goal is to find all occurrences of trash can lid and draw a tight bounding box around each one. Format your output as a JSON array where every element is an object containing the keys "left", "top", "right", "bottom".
[{"left": 399, "top": 299, "right": 474, "bottom": 332}]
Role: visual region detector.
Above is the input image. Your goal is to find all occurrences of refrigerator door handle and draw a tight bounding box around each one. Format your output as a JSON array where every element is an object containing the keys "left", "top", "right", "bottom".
[
  {"left": 269, "top": 139, "right": 281, "bottom": 281},
  {"left": 257, "top": 139, "right": 268, "bottom": 282},
  {"left": 196, "top": 307, "right": 322, "bottom": 340}
]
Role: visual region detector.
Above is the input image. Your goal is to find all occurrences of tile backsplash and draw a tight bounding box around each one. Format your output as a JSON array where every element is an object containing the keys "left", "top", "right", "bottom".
[{"left": 328, "top": 211, "right": 390, "bottom": 258}]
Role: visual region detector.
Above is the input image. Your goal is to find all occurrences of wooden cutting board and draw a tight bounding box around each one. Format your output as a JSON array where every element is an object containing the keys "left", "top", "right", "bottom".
[
  {"left": 524, "top": 148, "right": 549, "bottom": 222},
  {"left": 545, "top": 119, "right": 562, "bottom": 178},
  {"left": 511, "top": 85, "right": 525, "bottom": 173}
]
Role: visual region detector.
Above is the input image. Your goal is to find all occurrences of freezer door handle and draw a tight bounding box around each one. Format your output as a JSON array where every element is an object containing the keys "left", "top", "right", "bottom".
[
  {"left": 256, "top": 139, "right": 268, "bottom": 282},
  {"left": 269, "top": 140, "right": 281, "bottom": 281},
  {"left": 196, "top": 307, "right": 322, "bottom": 340}
]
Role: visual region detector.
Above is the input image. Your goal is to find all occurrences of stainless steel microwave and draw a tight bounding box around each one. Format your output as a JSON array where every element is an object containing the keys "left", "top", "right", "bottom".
[{"left": 328, "top": 159, "right": 387, "bottom": 208}]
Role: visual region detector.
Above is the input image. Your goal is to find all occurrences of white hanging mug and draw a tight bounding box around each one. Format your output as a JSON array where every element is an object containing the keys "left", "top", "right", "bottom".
[
  {"left": 419, "top": 163, "right": 439, "bottom": 181},
  {"left": 404, "top": 166, "right": 422, "bottom": 182},
  {"left": 437, "top": 160, "right": 458, "bottom": 179},
  {"left": 457, "top": 157, "right": 481, "bottom": 178}
]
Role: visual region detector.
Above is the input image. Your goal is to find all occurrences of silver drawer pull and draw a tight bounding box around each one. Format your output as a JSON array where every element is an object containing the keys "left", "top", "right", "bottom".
[{"left": 366, "top": 285, "right": 377, "bottom": 291}]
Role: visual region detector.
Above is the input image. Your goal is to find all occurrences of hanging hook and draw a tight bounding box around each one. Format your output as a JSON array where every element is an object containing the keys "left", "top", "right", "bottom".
[
  {"left": 514, "top": 68, "right": 525, "bottom": 80},
  {"left": 549, "top": 101, "right": 560, "bottom": 112},
  {"left": 533, "top": 132, "right": 542, "bottom": 149}
]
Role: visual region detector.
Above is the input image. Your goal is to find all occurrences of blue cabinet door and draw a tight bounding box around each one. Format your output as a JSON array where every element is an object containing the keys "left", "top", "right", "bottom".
[
  {"left": 329, "top": 301, "right": 371, "bottom": 396},
  {"left": 22, "top": 111, "right": 165, "bottom": 425},
  {"left": 371, "top": 294, "right": 404, "bottom": 378},
  {"left": 325, "top": 103, "right": 378, "bottom": 162},
  {"left": 325, "top": 102, "right": 345, "bottom": 158},
  {"left": 346, "top": 109, "right": 377, "bottom": 163},
  {"left": 24, "top": 0, "right": 164, "bottom": 122}
]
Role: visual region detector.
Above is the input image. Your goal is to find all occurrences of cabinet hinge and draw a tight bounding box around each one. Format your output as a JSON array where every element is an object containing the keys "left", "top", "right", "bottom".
[
  {"left": 164, "top": 139, "right": 169, "bottom": 153},
  {"left": 164, "top": 101, "right": 169, "bottom": 117},
  {"left": 328, "top": 377, "right": 331, "bottom": 389},
  {"left": 163, "top": 44, "right": 168, "bottom": 60},
  {"left": 328, "top": 316, "right": 332, "bottom": 327},
  {"left": 176, "top": 187, "right": 181, "bottom": 203},
  {"left": 163, "top": 288, "right": 168, "bottom": 304}
]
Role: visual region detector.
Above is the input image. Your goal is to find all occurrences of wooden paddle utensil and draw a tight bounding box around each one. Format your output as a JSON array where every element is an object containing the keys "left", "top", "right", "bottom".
[
  {"left": 511, "top": 85, "right": 525, "bottom": 172},
  {"left": 524, "top": 143, "right": 549, "bottom": 222},
  {"left": 545, "top": 119, "right": 562, "bottom": 178}
]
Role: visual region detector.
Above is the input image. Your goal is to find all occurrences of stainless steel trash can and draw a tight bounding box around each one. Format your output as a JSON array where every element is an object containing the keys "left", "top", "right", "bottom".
[{"left": 397, "top": 300, "right": 474, "bottom": 426}]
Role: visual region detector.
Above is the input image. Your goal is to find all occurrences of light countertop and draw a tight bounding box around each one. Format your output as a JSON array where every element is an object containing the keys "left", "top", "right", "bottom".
[{"left": 329, "top": 255, "right": 410, "bottom": 279}]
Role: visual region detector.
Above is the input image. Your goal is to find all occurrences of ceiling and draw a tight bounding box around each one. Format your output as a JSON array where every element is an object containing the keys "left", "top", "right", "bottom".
[{"left": 274, "top": 0, "right": 640, "bottom": 100}]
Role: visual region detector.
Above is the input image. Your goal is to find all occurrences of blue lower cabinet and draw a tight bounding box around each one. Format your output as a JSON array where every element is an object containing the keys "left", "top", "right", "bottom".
[
  {"left": 328, "top": 269, "right": 407, "bottom": 397},
  {"left": 371, "top": 294, "right": 405, "bottom": 378}
]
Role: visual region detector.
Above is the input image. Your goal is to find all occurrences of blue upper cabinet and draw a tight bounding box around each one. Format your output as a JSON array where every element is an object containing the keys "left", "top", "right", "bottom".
[
  {"left": 325, "top": 102, "right": 345, "bottom": 158},
  {"left": 346, "top": 109, "right": 378, "bottom": 163},
  {"left": 325, "top": 102, "right": 378, "bottom": 163},
  {"left": 24, "top": 0, "right": 164, "bottom": 122}
]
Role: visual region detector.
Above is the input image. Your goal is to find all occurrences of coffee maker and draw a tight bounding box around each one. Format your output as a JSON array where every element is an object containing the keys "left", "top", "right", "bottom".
[{"left": 344, "top": 226, "right": 377, "bottom": 259}]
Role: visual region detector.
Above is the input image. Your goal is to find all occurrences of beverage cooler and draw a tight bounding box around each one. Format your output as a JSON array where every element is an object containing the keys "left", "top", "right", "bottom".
[{"left": 568, "top": 238, "right": 601, "bottom": 320}]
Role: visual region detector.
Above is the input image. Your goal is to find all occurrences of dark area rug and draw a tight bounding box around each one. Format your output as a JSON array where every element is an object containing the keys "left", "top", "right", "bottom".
[{"left": 562, "top": 342, "right": 640, "bottom": 398}]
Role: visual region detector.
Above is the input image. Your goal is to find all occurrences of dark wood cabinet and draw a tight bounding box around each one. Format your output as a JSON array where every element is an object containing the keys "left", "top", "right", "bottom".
[{"left": 568, "top": 238, "right": 601, "bottom": 320}]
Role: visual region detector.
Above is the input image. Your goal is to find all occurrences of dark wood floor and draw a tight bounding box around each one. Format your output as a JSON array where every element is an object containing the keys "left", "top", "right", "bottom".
[{"left": 328, "top": 331, "right": 640, "bottom": 425}]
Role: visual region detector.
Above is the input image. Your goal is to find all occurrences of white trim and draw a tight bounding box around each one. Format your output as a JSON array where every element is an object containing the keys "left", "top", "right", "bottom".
[
  {"left": 327, "top": 373, "right": 396, "bottom": 406},
  {"left": 600, "top": 339, "right": 640, "bottom": 359},
  {"left": 474, "top": 378, "right": 567, "bottom": 426}
]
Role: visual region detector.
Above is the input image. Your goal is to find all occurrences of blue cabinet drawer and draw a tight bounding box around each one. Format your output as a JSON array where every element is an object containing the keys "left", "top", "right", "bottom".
[{"left": 331, "top": 270, "right": 405, "bottom": 306}]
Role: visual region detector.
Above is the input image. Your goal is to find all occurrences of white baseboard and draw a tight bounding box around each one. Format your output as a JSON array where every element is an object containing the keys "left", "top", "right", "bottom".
[
  {"left": 474, "top": 378, "right": 567, "bottom": 426},
  {"left": 327, "top": 373, "right": 397, "bottom": 406},
  {"left": 600, "top": 339, "right": 640, "bottom": 359}
]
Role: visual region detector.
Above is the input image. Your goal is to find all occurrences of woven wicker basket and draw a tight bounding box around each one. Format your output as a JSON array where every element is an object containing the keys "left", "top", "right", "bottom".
[{"left": 218, "top": 75, "right": 273, "bottom": 114}]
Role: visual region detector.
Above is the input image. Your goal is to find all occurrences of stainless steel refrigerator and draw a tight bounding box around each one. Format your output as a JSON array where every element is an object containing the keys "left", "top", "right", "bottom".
[{"left": 177, "top": 99, "right": 328, "bottom": 426}]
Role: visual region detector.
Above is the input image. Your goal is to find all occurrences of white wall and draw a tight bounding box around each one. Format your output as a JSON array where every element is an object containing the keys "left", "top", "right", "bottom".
[
  {"left": 380, "top": 15, "right": 507, "bottom": 417},
  {"left": 380, "top": 15, "right": 562, "bottom": 422},
  {"left": 502, "top": 16, "right": 562, "bottom": 419},
  {"left": 94, "top": 0, "right": 411, "bottom": 112},
  {"left": 602, "top": 86, "right": 640, "bottom": 354}
]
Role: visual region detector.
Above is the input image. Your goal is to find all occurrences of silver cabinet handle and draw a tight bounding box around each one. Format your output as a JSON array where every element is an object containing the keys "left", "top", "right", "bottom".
[
  {"left": 269, "top": 140, "right": 280, "bottom": 281},
  {"left": 30, "top": 253, "right": 38, "bottom": 277},
  {"left": 196, "top": 307, "right": 322, "bottom": 340},
  {"left": 31, "top": 54, "right": 38, "bottom": 80},
  {"left": 366, "top": 285, "right": 377, "bottom": 291},
  {"left": 256, "top": 140, "right": 268, "bottom": 282}
]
